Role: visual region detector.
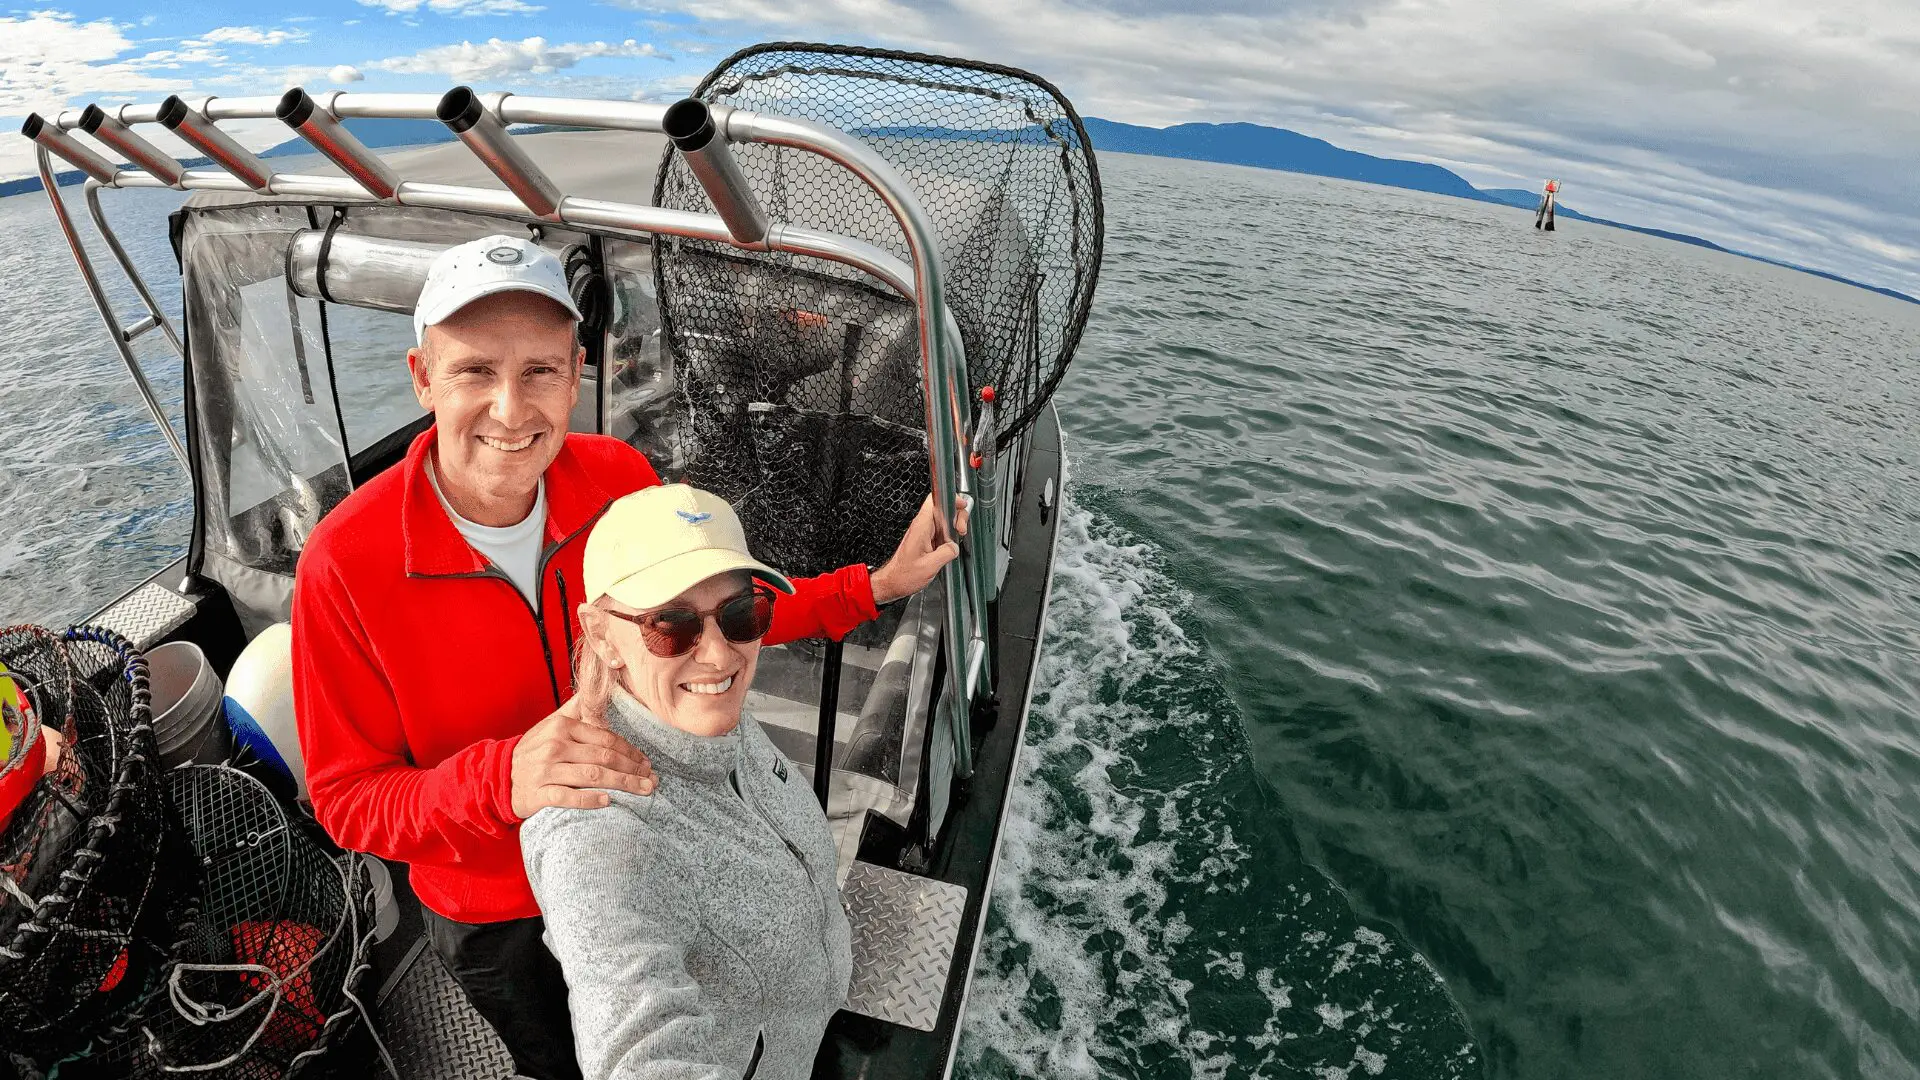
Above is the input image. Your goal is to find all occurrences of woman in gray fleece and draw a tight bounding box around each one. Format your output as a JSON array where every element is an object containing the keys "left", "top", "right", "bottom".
[{"left": 520, "top": 484, "right": 853, "bottom": 1080}]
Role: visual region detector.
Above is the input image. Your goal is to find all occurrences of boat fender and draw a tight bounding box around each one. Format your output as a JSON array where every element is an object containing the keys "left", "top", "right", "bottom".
[{"left": 222, "top": 622, "right": 307, "bottom": 799}]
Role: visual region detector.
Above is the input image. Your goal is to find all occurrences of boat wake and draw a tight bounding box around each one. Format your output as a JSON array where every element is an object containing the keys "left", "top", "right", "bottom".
[{"left": 957, "top": 484, "right": 1483, "bottom": 1079}]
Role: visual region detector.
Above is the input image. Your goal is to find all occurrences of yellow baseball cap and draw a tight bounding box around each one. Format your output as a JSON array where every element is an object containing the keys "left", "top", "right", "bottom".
[{"left": 583, "top": 484, "right": 795, "bottom": 610}]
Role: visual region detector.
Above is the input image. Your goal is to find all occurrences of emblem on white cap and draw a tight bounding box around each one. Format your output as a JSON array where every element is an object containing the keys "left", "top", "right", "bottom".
[{"left": 412, "top": 234, "right": 582, "bottom": 346}]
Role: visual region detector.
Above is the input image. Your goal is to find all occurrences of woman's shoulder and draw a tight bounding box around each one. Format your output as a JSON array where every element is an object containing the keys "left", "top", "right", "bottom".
[{"left": 521, "top": 789, "right": 678, "bottom": 859}]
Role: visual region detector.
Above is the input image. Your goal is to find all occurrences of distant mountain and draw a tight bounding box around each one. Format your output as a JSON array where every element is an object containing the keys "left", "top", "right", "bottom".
[
  {"left": 1477, "top": 188, "right": 1549, "bottom": 211},
  {"left": 1080, "top": 117, "right": 1486, "bottom": 201}
]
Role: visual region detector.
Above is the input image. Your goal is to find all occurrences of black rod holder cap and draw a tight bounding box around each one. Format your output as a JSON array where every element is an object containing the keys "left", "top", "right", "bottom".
[
  {"left": 662, "top": 99, "right": 715, "bottom": 152},
  {"left": 156, "top": 95, "right": 189, "bottom": 130},
  {"left": 20, "top": 113, "right": 44, "bottom": 140},
  {"left": 437, "top": 86, "right": 482, "bottom": 133},
  {"left": 276, "top": 88, "right": 316, "bottom": 127},
  {"left": 79, "top": 105, "right": 107, "bottom": 134}
]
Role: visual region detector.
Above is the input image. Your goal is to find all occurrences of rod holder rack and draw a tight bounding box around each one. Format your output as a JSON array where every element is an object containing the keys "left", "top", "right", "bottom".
[
  {"left": 21, "top": 114, "right": 118, "bottom": 185},
  {"left": 437, "top": 87, "right": 564, "bottom": 218},
  {"left": 661, "top": 99, "right": 770, "bottom": 248},
  {"left": 158, "top": 96, "right": 273, "bottom": 191},
  {"left": 277, "top": 89, "right": 399, "bottom": 199},
  {"left": 78, "top": 106, "right": 185, "bottom": 187}
]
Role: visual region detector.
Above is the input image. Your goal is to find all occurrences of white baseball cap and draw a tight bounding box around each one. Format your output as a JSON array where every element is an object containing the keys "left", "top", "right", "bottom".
[
  {"left": 583, "top": 484, "right": 796, "bottom": 611},
  {"left": 413, "top": 234, "right": 582, "bottom": 346}
]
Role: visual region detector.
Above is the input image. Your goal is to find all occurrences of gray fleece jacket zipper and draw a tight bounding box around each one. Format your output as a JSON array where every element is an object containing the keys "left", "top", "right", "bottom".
[{"left": 521, "top": 690, "right": 853, "bottom": 1080}]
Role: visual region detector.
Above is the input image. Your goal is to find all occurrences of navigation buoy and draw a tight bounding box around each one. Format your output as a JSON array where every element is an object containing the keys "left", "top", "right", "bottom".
[{"left": 1535, "top": 179, "right": 1560, "bottom": 232}]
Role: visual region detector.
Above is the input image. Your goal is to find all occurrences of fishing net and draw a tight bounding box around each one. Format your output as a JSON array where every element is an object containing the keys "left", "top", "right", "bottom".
[
  {"left": 116, "top": 765, "right": 378, "bottom": 1078},
  {"left": 0, "top": 625, "right": 184, "bottom": 1066},
  {"left": 653, "top": 42, "right": 1103, "bottom": 578}
]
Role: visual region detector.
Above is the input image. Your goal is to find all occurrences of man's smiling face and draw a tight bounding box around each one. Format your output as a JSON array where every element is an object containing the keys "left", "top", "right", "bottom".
[{"left": 409, "top": 290, "right": 583, "bottom": 527}]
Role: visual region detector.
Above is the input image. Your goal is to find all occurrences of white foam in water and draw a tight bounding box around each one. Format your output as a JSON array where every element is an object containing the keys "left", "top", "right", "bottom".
[
  {"left": 958, "top": 492, "right": 1226, "bottom": 1077},
  {"left": 955, "top": 487, "right": 1480, "bottom": 1078}
]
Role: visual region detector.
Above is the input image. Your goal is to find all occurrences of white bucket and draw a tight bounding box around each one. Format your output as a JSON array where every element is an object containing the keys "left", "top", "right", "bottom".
[{"left": 148, "top": 641, "right": 232, "bottom": 769}]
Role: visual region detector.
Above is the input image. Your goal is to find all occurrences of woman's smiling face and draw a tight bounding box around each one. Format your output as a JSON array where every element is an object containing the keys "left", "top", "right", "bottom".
[{"left": 599, "top": 571, "right": 762, "bottom": 737}]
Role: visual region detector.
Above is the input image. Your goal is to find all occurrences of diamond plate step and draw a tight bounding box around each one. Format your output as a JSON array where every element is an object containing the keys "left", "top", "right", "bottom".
[
  {"left": 842, "top": 860, "right": 968, "bottom": 1032},
  {"left": 94, "top": 580, "right": 196, "bottom": 651},
  {"left": 375, "top": 939, "right": 516, "bottom": 1080}
]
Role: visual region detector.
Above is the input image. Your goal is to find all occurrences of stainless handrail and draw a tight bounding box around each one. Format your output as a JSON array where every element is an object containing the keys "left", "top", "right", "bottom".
[
  {"left": 721, "top": 107, "right": 987, "bottom": 771},
  {"left": 33, "top": 149, "right": 188, "bottom": 472},
  {"left": 84, "top": 185, "right": 187, "bottom": 357}
]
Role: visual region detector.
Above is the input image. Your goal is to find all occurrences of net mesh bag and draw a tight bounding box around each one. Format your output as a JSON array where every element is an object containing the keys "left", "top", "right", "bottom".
[
  {"left": 0, "top": 625, "right": 184, "bottom": 1066},
  {"left": 653, "top": 42, "right": 1103, "bottom": 578},
  {"left": 108, "top": 764, "right": 378, "bottom": 1079}
]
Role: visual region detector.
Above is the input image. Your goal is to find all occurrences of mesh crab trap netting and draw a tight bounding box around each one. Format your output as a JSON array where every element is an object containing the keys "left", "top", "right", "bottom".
[
  {"left": 0, "top": 626, "right": 183, "bottom": 1066},
  {"left": 110, "top": 765, "right": 378, "bottom": 1079},
  {"left": 653, "top": 42, "right": 1103, "bottom": 578}
]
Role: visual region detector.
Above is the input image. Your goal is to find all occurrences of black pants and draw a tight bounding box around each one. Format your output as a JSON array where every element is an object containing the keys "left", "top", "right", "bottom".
[{"left": 422, "top": 909, "right": 581, "bottom": 1080}]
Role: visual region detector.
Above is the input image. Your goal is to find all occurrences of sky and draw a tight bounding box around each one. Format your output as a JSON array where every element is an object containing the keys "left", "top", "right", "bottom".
[{"left": 2, "top": 0, "right": 1916, "bottom": 297}]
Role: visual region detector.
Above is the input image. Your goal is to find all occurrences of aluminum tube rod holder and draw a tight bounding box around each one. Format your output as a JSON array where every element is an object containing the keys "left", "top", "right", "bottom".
[
  {"left": 662, "top": 99, "right": 770, "bottom": 247},
  {"left": 21, "top": 114, "right": 119, "bottom": 184},
  {"left": 158, "top": 96, "right": 272, "bottom": 191},
  {"left": 78, "top": 105, "right": 185, "bottom": 186},
  {"left": 277, "top": 89, "right": 401, "bottom": 199},
  {"left": 438, "top": 87, "right": 564, "bottom": 219}
]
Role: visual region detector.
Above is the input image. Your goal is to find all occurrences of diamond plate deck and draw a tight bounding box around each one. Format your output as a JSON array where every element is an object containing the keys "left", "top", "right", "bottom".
[
  {"left": 94, "top": 580, "right": 196, "bottom": 651},
  {"left": 375, "top": 939, "right": 516, "bottom": 1080},
  {"left": 842, "top": 860, "right": 968, "bottom": 1032}
]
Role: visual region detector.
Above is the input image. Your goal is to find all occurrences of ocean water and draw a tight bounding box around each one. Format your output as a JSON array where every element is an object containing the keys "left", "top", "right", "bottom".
[{"left": 5, "top": 151, "right": 1920, "bottom": 1080}]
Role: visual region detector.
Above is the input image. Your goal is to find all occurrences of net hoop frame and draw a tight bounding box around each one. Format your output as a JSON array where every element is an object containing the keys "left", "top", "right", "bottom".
[
  {"left": 0, "top": 625, "right": 163, "bottom": 1032},
  {"left": 653, "top": 39, "right": 1106, "bottom": 452}
]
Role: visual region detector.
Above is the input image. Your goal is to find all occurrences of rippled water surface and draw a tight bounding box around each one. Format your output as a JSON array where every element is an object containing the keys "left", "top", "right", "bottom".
[
  {"left": 958, "top": 154, "right": 1920, "bottom": 1080},
  {"left": 5, "top": 152, "right": 1920, "bottom": 1079}
]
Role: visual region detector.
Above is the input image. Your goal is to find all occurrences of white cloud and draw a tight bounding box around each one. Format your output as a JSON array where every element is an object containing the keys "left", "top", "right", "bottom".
[
  {"left": 0, "top": 10, "right": 179, "bottom": 114},
  {"left": 187, "top": 26, "right": 308, "bottom": 47},
  {"left": 357, "top": 0, "right": 545, "bottom": 16},
  {"left": 270, "top": 63, "right": 370, "bottom": 87},
  {"left": 371, "top": 37, "right": 664, "bottom": 81},
  {"left": 622, "top": 0, "right": 1920, "bottom": 295}
]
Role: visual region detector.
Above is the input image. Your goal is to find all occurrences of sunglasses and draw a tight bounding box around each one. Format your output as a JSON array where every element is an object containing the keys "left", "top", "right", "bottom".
[{"left": 606, "top": 585, "right": 778, "bottom": 658}]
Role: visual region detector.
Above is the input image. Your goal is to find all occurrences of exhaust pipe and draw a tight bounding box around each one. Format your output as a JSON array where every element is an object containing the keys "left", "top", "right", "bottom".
[
  {"left": 78, "top": 105, "right": 185, "bottom": 186},
  {"left": 157, "top": 95, "right": 272, "bottom": 191},
  {"left": 662, "top": 98, "right": 769, "bottom": 247},
  {"left": 277, "top": 89, "right": 399, "bottom": 199},
  {"left": 437, "top": 87, "right": 562, "bottom": 218},
  {"left": 20, "top": 114, "right": 119, "bottom": 185}
]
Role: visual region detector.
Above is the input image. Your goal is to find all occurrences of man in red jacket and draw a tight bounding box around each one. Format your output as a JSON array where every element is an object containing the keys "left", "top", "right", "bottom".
[{"left": 291, "top": 235, "right": 961, "bottom": 1079}]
